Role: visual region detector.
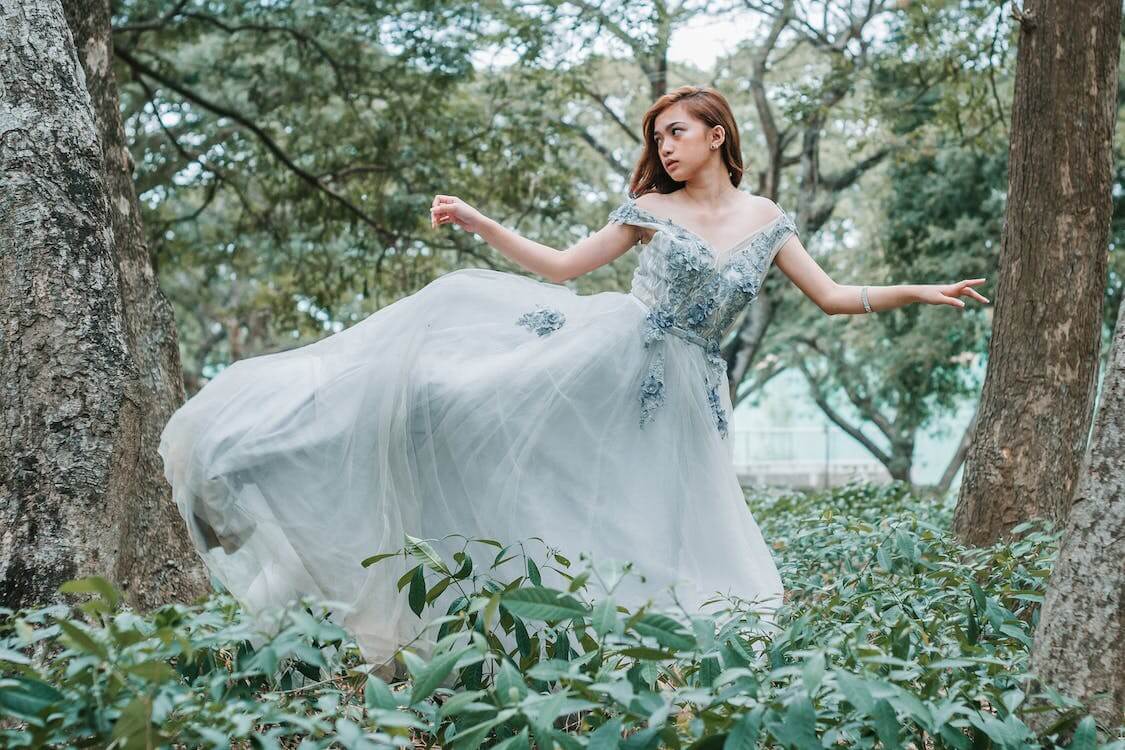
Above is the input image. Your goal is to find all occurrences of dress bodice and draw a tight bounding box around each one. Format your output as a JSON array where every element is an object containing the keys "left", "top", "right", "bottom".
[
  {"left": 609, "top": 194, "right": 798, "bottom": 346},
  {"left": 606, "top": 193, "right": 799, "bottom": 438}
]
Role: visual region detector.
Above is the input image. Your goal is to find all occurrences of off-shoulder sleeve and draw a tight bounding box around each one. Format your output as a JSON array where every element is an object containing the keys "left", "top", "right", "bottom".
[
  {"left": 606, "top": 199, "right": 638, "bottom": 226},
  {"left": 607, "top": 197, "right": 663, "bottom": 246},
  {"left": 767, "top": 207, "right": 799, "bottom": 264}
]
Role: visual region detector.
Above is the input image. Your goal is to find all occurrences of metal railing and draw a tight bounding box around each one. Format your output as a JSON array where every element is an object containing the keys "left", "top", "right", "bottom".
[{"left": 730, "top": 424, "right": 890, "bottom": 489}]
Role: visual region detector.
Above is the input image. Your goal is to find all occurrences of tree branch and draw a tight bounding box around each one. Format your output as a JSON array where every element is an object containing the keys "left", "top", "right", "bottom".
[{"left": 115, "top": 44, "right": 402, "bottom": 248}]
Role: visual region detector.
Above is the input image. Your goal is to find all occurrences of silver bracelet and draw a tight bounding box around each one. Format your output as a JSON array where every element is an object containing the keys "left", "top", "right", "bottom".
[{"left": 861, "top": 286, "right": 872, "bottom": 313}]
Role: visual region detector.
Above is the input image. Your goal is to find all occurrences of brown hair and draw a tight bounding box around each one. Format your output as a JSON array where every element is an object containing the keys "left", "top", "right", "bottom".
[{"left": 626, "top": 85, "right": 745, "bottom": 198}]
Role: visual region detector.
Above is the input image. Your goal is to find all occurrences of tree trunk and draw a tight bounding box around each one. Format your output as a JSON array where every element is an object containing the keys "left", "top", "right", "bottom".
[
  {"left": 953, "top": 0, "right": 1118, "bottom": 546},
  {"left": 0, "top": 0, "right": 209, "bottom": 611},
  {"left": 1023, "top": 295, "right": 1125, "bottom": 738},
  {"left": 62, "top": 0, "right": 209, "bottom": 609}
]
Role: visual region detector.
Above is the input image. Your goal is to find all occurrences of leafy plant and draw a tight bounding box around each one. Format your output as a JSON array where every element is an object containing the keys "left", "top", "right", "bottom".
[{"left": 2, "top": 480, "right": 1121, "bottom": 749}]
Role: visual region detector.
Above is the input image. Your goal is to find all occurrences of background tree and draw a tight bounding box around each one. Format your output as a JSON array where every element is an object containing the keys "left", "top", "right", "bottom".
[
  {"left": 62, "top": 0, "right": 211, "bottom": 608},
  {"left": 954, "top": 0, "right": 1120, "bottom": 546},
  {"left": 111, "top": 0, "right": 587, "bottom": 388},
  {"left": 0, "top": 0, "right": 209, "bottom": 610},
  {"left": 1023, "top": 293, "right": 1125, "bottom": 740}
]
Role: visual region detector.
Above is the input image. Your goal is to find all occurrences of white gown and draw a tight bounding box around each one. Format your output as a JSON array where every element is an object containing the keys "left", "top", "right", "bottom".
[{"left": 158, "top": 193, "right": 797, "bottom": 664}]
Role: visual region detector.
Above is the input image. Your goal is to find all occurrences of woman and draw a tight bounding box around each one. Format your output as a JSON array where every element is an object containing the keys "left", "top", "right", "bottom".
[{"left": 159, "top": 85, "right": 988, "bottom": 670}]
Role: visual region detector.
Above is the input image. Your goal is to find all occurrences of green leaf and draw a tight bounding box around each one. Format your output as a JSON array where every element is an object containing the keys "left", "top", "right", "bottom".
[
  {"left": 246, "top": 645, "right": 278, "bottom": 676},
  {"left": 591, "top": 597, "right": 619, "bottom": 638},
  {"left": 437, "top": 689, "right": 488, "bottom": 721},
  {"left": 875, "top": 541, "right": 893, "bottom": 572},
  {"left": 1066, "top": 715, "right": 1097, "bottom": 750},
  {"left": 452, "top": 553, "right": 474, "bottom": 580},
  {"left": 872, "top": 699, "right": 902, "bottom": 750},
  {"left": 409, "top": 646, "right": 471, "bottom": 705},
  {"left": 0, "top": 677, "right": 64, "bottom": 723},
  {"left": 111, "top": 696, "right": 154, "bottom": 747},
  {"left": 492, "top": 726, "right": 531, "bottom": 750},
  {"left": 587, "top": 716, "right": 624, "bottom": 750},
  {"left": 58, "top": 576, "right": 121, "bottom": 610},
  {"left": 124, "top": 660, "right": 177, "bottom": 682},
  {"left": 766, "top": 695, "right": 820, "bottom": 750},
  {"left": 360, "top": 552, "right": 399, "bottom": 568},
  {"left": 494, "top": 659, "right": 529, "bottom": 704},
  {"left": 449, "top": 709, "right": 517, "bottom": 750},
  {"left": 938, "top": 723, "right": 973, "bottom": 750},
  {"left": 633, "top": 613, "right": 695, "bottom": 651},
  {"left": 615, "top": 646, "right": 678, "bottom": 660},
  {"left": 500, "top": 586, "right": 590, "bottom": 621},
  {"left": 55, "top": 619, "right": 107, "bottom": 659},
  {"left": 969, "top": 581, "right": 987, "bottom": 612},
  {"left": 893, "top": 529, "right": 916, "bottom": 562},
  {"left": 802, "top": 652, "right": 825, "bottom": 695},
  {"left": 832, "top": 669, "right": 874, "bottom": 714},
  {"left": 527, "top": 558, "right": 542, "bottom": 586},
  {"left": 426, "top": 576, "right": 453, "bottom": 604},
  {"left": 482, "top": 591, "right": 501, "bottom": 631},
  {"left": 966, "top": 709, "right": 1031, "bottom": 748},
  {"left": 405, "top": 534, "right": 451, "bottom": 574},
  {"left": 723, "top": 708, "right": 762, "bottom": 750},
  {"left": 530, "top": 688, "right": 570, "bottom": 733},
  {"left": 365, "top": 674, "right": 399, "bottom": 711},
  {"left": 408, "top": 566, "right": 427, "bottom": 617}
]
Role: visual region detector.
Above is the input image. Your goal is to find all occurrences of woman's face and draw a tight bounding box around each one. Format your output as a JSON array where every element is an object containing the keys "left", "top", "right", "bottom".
[{"left": 652, "top": 103, "right": 720, "bottom": 182}]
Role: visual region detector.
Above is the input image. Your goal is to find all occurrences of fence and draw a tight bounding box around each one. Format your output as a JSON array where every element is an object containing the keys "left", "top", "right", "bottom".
[{"left": 730, "top": 424, "right": 890, "bottom": 489}]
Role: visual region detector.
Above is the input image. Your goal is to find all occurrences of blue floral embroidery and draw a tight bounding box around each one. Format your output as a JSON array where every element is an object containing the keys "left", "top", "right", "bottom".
[
  {"left": 639, "top": 350, "right": 665, "bottom": 428},
  {"left": 707, "top": 384, "right": 728, "bottom": 439},
  {"left": 516, "top": 304, "right": 566, "bottom": 336},
  {"left": 684, "top": 296, "right": 717, "bottom": 328},
  {"left": 641, "top": 306, "right": 674, "bottom": 346},
  {"left": 608, "top": 195, "right": 797, "bottom": 438}
]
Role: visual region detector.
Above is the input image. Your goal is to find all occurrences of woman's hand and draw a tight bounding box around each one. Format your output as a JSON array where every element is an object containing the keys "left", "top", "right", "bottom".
[
  {"left": 431, "top": 194, "right": 486, "bottom": 234},
  {"left": 917, "top": 278, "right": 990, "bottom": 309}
]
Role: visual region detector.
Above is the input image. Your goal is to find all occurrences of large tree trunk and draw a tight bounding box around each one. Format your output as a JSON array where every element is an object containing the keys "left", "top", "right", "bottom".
[
  {"left": 953, "top": 0, "right": 1118, "bottom": 546},
  {"left": 0, "top": 0, "right": 209, "bottom": 611},
  {"left": 61, "top": 0, "right": 209, "bottom": 608},
  {"left": 1024, "top": 295, "right": 1125, "bottom": 738}
]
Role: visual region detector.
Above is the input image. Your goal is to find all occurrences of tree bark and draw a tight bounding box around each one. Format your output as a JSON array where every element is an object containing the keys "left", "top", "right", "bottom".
[
  {"left": 62, "top": 0, "right": 209, "bottom": 609},
  {"left": 1024, "top": 295, "right": 1125, "bottom": 738},
  {"left": 0, "top": 0, "right": 209, "bottom": 611},
  {"left": 953, "top": 0, "right": 1118, "bottom": 546}
]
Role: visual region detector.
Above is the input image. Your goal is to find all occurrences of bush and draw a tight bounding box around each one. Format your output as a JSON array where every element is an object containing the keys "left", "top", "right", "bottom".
[{"left": 2, "top": 479, "right": 1121, "bottom": 749}]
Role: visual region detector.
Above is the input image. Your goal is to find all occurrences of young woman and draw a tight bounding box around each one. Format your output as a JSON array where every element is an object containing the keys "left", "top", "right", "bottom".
[{"left": 159, "top": 85, "right": 988, "bottom": 670}]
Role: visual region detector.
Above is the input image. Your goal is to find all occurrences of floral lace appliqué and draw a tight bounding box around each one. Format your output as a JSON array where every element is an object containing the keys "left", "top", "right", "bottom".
[
  {"left": 515, "top": 305, "right": 566, "bottom": 336},
  {"left": 609, "top": 195, "right": 798, "bottom": 439}
]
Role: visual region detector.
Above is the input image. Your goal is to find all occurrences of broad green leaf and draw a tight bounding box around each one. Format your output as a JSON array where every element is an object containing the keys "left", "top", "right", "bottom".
[{"left": 501, "top": 587, "right": 589, "bottom": 621}]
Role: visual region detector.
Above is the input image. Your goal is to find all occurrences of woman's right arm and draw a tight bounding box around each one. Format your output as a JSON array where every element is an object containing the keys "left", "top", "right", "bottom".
[{"left": 431, "top": 194, "right": 638, "bottom": 284}]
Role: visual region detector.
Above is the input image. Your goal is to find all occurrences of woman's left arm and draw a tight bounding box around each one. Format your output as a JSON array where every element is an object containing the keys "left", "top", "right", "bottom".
[{"left": 772, "top": 235, "right": 990, "bottom": 315}]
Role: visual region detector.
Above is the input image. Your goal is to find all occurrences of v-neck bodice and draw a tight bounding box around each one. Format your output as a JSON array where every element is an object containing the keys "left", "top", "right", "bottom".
[
  {"left": 618, "top": 197, "right": 790, "bottom": 269},
  {"left": 607, "top": 193, "right": 798, "bottom": 438},
  {"left": 607, "top": 193, "right": 798, "bottom": 352}
]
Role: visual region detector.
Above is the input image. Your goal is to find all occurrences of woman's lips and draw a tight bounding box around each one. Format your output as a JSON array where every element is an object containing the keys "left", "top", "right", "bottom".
[{"left": 666, "top": 160, "right": 679, "bottom": 170}]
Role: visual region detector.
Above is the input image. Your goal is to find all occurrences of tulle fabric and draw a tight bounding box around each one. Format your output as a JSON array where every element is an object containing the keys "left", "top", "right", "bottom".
[{"left": 158, "top": 267, "right": 784, "bottom": 664}]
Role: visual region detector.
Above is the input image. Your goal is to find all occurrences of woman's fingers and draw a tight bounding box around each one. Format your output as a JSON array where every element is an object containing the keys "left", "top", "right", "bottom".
[
  {"left": 430, "top": 195, "right": 460, "bottom": 228},
  {"left": 957, "top": 279, "right": 989, "bottom": 304}
]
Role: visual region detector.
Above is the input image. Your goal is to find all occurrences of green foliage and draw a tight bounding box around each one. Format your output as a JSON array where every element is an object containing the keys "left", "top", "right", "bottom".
[
  {"left": 114, "top": 0, "right": 601, "bottom": 385},
  {"left": 3, "top": 481, "right": 1122, "bottom": 748}
]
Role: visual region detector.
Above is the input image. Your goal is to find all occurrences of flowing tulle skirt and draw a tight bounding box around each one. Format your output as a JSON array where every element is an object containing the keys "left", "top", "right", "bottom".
[{"left": 158, "top": 268, "right": 784, "bottom": 664}]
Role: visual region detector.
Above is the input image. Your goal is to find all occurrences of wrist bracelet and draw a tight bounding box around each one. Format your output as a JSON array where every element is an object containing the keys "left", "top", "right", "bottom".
[{"left": 861, "top": 286, "right": 872, "bottom": 313}]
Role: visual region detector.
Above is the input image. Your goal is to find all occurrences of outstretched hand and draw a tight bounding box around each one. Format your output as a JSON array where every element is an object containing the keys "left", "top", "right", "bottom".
[
  {"left": 918, "top": 278, "right": 990, "bottom": 309},
  {"left": 431, "top": 194, "right": 486, "bottom": 234}
]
